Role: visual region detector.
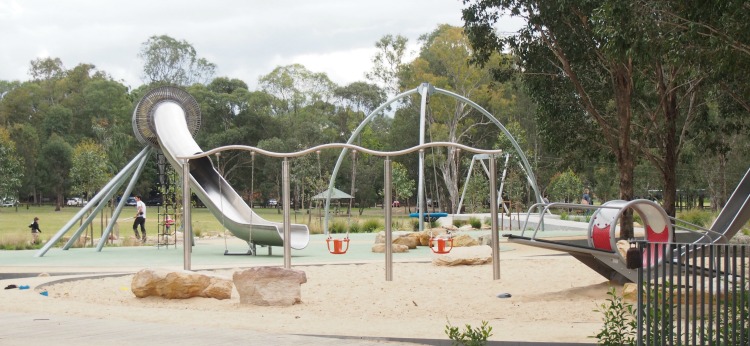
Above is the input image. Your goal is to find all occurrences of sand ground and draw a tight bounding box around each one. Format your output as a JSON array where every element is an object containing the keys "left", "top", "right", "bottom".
[{"left": 0, "top": 240, "right": 613, "bottom": 344}]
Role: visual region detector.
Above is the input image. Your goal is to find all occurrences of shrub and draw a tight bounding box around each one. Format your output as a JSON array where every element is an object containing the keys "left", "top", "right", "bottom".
[
  {"left": 469, "top": 217, "right": 482, "bottom": 229},
  {"left": 328, "top": 220, "right": 348, "bottom": 234},
  {"left": 362, "top": 219, "right": 383, "bottom": 233},
  {"left": 677, "top": 208, "right": 714, "bottom": 228},
  {"left": 349, "top": 221, "right": 362, "bottom": 234},
  {"left": 453, "top": 219, "right": 468, "bottom": 227},
  {"left": 445, "top": 320, "right": 493, "bottom": 346},
  {"left": 591, "top": 287, "right": 636, "bottom": 346}
]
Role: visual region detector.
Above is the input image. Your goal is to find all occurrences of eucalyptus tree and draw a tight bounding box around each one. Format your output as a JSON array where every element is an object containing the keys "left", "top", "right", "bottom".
[
  {"left": 69, "top": 139, "right": 110, "bottom": 203},
  {"left": 0, "top": 127, "right": 23, "bottom": 203},
  {"left": 463, "top": 0, "right": 694, "bottom": 236},
  {"left": 84, "top": 79, "right": 136, "bottom": 170},
  {"left": 399, "top": 24, "right": 507, "bottom": 212},
  {"left": 366, "top": 34, "right": 409, "bottom": 97},
  {"left": 258, "top": 64, "right": 336, "bottom": 115},
  {"left": 463, "top": 0, "right": 746, "bottom": 221},
  {"left": 139, "top": 35, "right": 216, "bottom": 86},
  {"left": 38, "top": 134, "right": 73, "bottom": 210}
]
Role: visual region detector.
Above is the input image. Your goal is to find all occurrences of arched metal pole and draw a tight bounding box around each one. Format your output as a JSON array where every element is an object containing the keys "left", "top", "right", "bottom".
[
  {"left": 325, "top": 83, "right": 544, "bottom": 237},
  {"left": 324, "top": 88, "right": 420, "bottom": 236}
]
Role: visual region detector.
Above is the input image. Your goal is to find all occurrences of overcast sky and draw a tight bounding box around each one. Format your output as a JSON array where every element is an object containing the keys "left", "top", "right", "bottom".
[{"left": 1, "top": 1, "right": 523, "bottom": 90}]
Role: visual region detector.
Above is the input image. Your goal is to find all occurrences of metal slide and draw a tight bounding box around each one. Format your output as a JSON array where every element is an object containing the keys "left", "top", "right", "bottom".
[
  {"left": 708, "top": 167, "right": 750, "bottom": 242},
  {"left": 141, "top": 88, "right": 309, "bottom": 254}
]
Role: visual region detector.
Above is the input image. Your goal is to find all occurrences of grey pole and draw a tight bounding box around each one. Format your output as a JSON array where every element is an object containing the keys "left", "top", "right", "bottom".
[
  {"left": 489, "top": 155, "right": 500, "bottom": 280},
  {"left": 282, "top": 158, "right": 292, "bottom": 269},
  {"left": 417, "top": 83, "right": 430, "bottom": 232},
  {"left": 182, "top": 158, "right": 191, "bottom": 270},
  {"left": 384, "top": 157, "right": 393, "bottom": 281}
]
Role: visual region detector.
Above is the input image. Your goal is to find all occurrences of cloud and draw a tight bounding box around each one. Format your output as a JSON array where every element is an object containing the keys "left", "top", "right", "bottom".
[{"left": 1, "top": 0, "right": 522, "bottom": 90}]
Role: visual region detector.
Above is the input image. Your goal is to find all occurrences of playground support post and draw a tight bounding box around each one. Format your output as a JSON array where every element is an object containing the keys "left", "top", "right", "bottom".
[
  {"left": 283, "top": 158, "right": 291, "bottom": 269},
  {"left": 183, "top": 158, "right": 191, "bottom": 270},
  {"left": 384, "top": 157, "right": 393, "bottom": 281},
  {"left": 490, "top": 156, "right": 500, "bottom": 280}
]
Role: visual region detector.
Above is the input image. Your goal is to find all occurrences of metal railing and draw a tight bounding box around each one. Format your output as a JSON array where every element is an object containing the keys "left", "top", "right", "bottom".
[{"left": 635, "top": 241, "right": 749, "bottom": 345}]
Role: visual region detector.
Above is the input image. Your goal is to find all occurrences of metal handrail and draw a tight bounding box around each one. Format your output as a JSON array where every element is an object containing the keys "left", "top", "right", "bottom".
[{"left": 175, "top": 141, "right": 504, "bottom": 160}]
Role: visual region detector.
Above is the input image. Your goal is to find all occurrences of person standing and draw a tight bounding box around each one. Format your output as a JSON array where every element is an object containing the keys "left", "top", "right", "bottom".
[
  {"left": 29, "top": 217, "right": 41, "bottom": 244},
  {"left": 582, "top": 188, "right": 593, "bottom": 215},
  {"left": 133, "top": 195, "right": 147, "bottom": 242},
  {"left": 582, "top": 188, "right": 592, "bottom": 205}
]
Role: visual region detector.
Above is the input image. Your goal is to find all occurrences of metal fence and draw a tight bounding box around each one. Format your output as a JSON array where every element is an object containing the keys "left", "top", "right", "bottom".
[{"left": 636, "top": 241, "right": 749, "bottom": 345}]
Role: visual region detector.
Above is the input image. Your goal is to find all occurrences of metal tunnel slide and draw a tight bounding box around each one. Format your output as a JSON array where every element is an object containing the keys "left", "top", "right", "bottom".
[{"left": 147, "top": 90, "right": 310, "bottom": 254}]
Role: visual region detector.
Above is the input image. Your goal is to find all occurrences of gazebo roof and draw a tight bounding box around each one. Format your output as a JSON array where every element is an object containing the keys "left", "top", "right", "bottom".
[{"left": 312, "top": 187, "right": 353, "bottom": 200}]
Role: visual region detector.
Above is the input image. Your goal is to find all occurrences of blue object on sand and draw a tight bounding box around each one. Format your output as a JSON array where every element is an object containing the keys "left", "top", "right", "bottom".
[
  {"left": 40, "top": 291, "right": 48, "bottom": 296},
  {"left": 18, "top": 285, "right": 30, "bottom": 290}
]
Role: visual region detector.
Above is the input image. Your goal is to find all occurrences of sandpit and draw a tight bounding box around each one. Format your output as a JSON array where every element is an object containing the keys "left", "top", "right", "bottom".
[{"left": 0, "top": 244, "right": 614, "bottom": 343}]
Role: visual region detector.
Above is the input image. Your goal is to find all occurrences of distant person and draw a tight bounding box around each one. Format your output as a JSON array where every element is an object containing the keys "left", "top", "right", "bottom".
[
  {"left": 133, "top": 195, "right": 147, "bottom": 242},
  {"left": 582, "top": 188, "right": 593, "bottom": 215},
  {"left": 29, "top": 217, "right": 41, "bottom": 244},
  {"left": 582, "top": 188, "right": 592, "bottom": 205}
]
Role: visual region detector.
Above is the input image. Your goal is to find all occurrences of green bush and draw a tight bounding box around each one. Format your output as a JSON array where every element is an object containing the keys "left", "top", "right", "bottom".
[
  {"left": 445, "top": 320, "right": 493, "bottom": 346},
  {"left": 469, "top": 217, "right": 482, "bottom": 229},
  {"left": 362, "top": 219, "right": 383, "bottom": 233},
  {"left": 328, "top": 220, "right": 348, "bottom": 234},
  {"left": 677, "top": 208, "right": 714, "bottom": 228},
  {"left": 349, "top": 221, "right": 362, "bottom": 234},
  {"left": 453, "top": 219, "right": 468, "bottom": 227},
  {"left": 591, "top": 287, "right": 636, "bottom": 346}
]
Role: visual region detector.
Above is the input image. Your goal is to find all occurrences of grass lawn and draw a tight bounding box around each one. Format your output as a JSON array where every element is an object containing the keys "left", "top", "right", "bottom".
[{"left": 0, "top": 204, "right": 417, "bottom": 250}]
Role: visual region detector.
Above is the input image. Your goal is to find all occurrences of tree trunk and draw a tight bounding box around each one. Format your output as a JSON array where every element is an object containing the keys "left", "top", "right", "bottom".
[
  {"left": 613, "top": 64, "right": 635, "bottom": 240},
  {"left": 661, "top": 87, "right": 679, "bottom": 218}
]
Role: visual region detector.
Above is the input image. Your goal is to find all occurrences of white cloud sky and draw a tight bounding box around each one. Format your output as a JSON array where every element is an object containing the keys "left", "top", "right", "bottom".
[{"left": 0, "top": 0, "right": 524, "bottom": 90}]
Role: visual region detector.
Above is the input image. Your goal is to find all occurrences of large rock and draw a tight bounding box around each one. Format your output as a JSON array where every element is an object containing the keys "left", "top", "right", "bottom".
[
  {"left": 432, "top": 245, "right": 492, "bottom": 266},
  {"left": 419, "top": 228, "right": 449, "bottom": 246},
  {"left": 371, "top": 243, "right": 409, "bottom": 253},
  {"left": 131, "top": 268, "right": 232, "bottom": 300},
  {"left": 233, "top": 267, "right": 307, "bottom": 306},
  {"left": 452, "top": 234, "right": 480, "bottom": 247},
  {"left": 392, "top": 234, "right": 419, "bottom": 249}
]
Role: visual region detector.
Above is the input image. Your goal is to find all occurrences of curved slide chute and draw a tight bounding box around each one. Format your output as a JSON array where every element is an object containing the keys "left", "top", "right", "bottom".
[{"left": 141, "top": 88, "right": 309, "bottom": 254}]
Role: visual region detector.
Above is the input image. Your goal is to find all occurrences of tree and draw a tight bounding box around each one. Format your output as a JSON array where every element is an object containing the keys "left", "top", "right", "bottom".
[
  {"left": 0, "top": 127, "right": 23, "bottom": 202},
  {"left": 400, "top": 24, "right": 502, "bottom": 213},
  {"left": 548, "top": 169, "right": 584, "bottom": 204},
  {"left": 139, "top": 35, "right": 216, "bottom": 86},
  {"left": 463, "top": 0, "right": 650, "bottom": 238},
  {"left": 69, "top": 139, "right": 110, "bottom": 202},
  {"left": 38, "top": 134, "right": 72, "bottom": 210},
  {"left": 258, "top": 64, "right": 336, "bottom": 115},
  {"left": 366, "top": 34, "right": 409, "bottom": 96},
  {"left": 391, "top": 162, "right": 415, "bottom": 210}
]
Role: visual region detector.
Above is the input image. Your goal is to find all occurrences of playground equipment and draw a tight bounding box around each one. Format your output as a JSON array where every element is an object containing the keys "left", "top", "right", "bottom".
[
  {"left": 36, "top": 87, "right": 310, "bottom": 257},
  {"left": 506, "top": 167, "right": 750, "bottom": 283},
  {"left": 324, "top": 83, "right": 543, "bottom": 235}
]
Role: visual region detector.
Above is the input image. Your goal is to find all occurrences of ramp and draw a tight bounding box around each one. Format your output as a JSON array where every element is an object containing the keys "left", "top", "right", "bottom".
[{"left": 138, "top": 88, "right": 309, "bottom": 254}]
